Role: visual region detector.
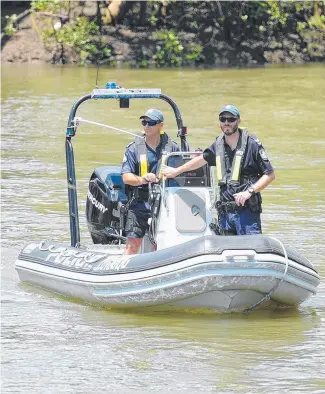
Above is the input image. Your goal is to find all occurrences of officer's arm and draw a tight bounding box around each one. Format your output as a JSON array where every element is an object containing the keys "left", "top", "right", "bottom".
[
  {"left": 251, "top": 172, "right": 275, "bottom": 194},
  {"left": 121, "top": 146, "right": 149, "bottom": 186},
  {"left": 122, "top": 173, "right": 148, "bottom": 186},
  {"left": 252, "top": 139, "right": 275, "bottom": 193},
  {"left": 165, "top": 155, "right": 207, "bottom": 178}
]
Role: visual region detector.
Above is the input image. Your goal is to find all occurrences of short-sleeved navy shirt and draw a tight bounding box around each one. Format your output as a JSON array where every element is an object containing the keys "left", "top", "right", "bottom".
[
  {"left": 121, "top": 136, "right": 179, "bottom": 176},
  {"left": 203, "top": 132, "right": 274, "bottom": 177},
  {"left": 121, "top": 135, "right": 179, "bottom": 207},
  {"left": 203, "top": 131, "right": 274, "bottom": 201}
]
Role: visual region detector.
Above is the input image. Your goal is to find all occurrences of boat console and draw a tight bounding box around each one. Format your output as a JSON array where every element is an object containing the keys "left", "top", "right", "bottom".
[
  {"left": 166, "top": 152, "right": 211, "bottom": 188},
  {"left": 85, "top": 151, "right": 216, "bottom": 252}
]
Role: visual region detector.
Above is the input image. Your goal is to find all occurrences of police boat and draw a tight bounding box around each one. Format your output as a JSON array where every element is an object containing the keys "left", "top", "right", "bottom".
[{"left": 15, "top": 83, "right": 320, "bottom": 313}]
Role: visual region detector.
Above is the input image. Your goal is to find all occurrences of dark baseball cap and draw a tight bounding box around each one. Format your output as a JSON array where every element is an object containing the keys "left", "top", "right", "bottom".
[
  {"left": 139, "top": 109, "right": 164, "bottom": 122},
  {"left": 219, "top": 104, "right": 240, "bottom": 118}
]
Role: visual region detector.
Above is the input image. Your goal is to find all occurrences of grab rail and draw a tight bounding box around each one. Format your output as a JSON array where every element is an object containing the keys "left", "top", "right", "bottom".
[{"left": 65, "top": 84, "right": 189, "bottom": 247}]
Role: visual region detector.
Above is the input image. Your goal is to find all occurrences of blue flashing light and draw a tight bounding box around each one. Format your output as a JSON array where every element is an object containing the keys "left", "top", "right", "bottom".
[{"left": 106, "top": 81, "right": 117, "bottom": 89}]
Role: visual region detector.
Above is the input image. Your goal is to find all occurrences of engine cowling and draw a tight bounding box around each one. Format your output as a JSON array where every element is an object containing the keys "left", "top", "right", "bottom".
[{"left": 85, "top": 166, "right": 128, "bottom": 244}]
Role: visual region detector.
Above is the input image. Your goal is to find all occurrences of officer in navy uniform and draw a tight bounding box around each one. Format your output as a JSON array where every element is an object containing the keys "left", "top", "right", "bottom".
[
  {"left": 163, "top": 105, "right": 275, "bottom": 235},
  {"left": 121, "top": 109, "right": 179, "bottom": 254}
]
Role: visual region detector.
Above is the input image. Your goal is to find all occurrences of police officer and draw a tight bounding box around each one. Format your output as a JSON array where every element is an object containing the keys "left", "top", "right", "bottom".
[
  {"left": 163, "top": 104, "right": 275, "bottom": 235},
  {"left": 122, "top": 109, "right": 179, "bottom": 254}
]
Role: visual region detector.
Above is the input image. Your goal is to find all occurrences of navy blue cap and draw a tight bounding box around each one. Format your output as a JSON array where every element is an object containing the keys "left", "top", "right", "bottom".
[
  {"left": 219, "top": 104, "right": 240, "bottom": 118},
  {"left": 139, "top": 109, "right": 164, "bottom": 122}
]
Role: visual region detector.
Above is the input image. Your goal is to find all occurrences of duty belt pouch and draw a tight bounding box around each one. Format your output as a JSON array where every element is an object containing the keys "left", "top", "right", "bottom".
[
  {"left": 130, "top": 187, "right": 149, "bottom": 202},
  {"left": 137, "top": 188, "right": 149, "bottom": 201},
  {"left": 216, "top": 201, "right": 242, "bottom": 213},
  {"left": 248, "top": 193, "right": 262, "bottom": 213}
]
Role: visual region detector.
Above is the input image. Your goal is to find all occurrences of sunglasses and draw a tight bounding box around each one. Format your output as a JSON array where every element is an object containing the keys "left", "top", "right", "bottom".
[
  {"left": 141, "top": 119, "right": 160, "bottom": 127},
  {"left": 219, "top": 116, "right": 238, "bottom": 123}
]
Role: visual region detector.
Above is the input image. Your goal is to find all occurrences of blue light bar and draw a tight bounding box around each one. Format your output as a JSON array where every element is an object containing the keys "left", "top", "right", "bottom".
[{"left": 91, "top": 88, "right": 162, "bottom": 99}]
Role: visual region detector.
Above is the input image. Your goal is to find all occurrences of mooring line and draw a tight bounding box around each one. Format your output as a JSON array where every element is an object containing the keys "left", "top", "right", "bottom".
[
  {"left": 74, "top": 117, "right": 144, "bottom": 139},
  {"left": 244, "top": 237, "right": 289, "bottom": 312}
]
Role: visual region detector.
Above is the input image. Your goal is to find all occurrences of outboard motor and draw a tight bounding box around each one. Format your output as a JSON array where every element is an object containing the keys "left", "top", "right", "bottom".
[{"left": 86, "top": 166, "right": 128, "bottom": 244}]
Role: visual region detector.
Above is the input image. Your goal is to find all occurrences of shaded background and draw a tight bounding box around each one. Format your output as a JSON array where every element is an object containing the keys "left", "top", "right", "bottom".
[{"left": 2, "top": 1, "right": 325, "bottom": 66}]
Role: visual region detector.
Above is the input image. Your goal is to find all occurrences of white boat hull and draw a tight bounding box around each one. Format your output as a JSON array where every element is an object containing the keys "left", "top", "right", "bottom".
[{"left": 15, "top": 236, "right": 320, "bottom": 312}]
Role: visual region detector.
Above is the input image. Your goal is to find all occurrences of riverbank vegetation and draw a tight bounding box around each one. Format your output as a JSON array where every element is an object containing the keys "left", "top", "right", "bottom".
[{"left": 1, "top": 0, "right": 324, "bottom": 67}]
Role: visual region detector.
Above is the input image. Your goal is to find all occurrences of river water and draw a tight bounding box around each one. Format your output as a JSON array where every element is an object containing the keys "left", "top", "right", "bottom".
[{"left": 1, "top": 64, "right": 325, "bottom": 393}]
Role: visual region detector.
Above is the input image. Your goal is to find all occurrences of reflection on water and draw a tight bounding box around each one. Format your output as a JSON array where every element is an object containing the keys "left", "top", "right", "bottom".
[
  {"left": 1, "top": 64, "right": 325, "bottom": 393},
  {"left": 2, "top": 270, "right": 324, "bottom": 393}
]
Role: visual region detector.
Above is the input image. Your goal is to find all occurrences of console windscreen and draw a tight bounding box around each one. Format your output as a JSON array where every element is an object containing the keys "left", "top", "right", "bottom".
[{"left": 166, "top": 154, "right": 210, "bottom": 187}]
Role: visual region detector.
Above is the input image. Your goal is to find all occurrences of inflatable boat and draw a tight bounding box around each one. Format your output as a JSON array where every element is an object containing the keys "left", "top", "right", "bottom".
[{"left": 15, "top": 83, "right": 320, "bottom": 312}]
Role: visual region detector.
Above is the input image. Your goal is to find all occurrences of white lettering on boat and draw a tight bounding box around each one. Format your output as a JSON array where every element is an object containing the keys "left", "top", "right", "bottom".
[
  {"left": 93, "top": 256, "right": 130, "bottom": 271},
  {"left": 38, "top": 243, "right": 130, "bottom": 271},
  {"left": 44, "top": 246, "right": 104, "bottom": 270},
  {"left": 87, "top": 190, "right": 108, "bottom": 213}
]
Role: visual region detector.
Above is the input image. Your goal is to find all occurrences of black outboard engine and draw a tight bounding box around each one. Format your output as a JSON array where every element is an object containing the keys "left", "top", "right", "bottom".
[{"left": 86, "top": 166, "right": 128, "bottom": 244}]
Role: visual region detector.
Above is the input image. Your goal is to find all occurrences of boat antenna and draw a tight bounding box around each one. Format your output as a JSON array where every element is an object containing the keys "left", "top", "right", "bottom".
[{"left": 95, "top": 62, "right": 99, "bottom": 88}]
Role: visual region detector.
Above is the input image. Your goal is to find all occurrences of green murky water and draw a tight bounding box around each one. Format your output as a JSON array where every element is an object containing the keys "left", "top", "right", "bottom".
[{"left": 1, "top": 64, "right": 325, "bottom": 393}]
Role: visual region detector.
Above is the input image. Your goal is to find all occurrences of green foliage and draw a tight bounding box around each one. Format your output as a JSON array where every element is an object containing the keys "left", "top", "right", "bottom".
[
  {"left": 184, "top": 43, "right": 203, "bottom": 62},
  {"left": 297, "top": 21, "right": 307, "bottom": 33},
  {"left": 139, "top": 59, "right": 149, "bottom": 68},
  {"left": 103, "top": 47, "right": 111, "bottom": 58},
  {"left": 4, "top": 14, "right": 17, "bottom": 36},
  {"left": 6, "top": 0, "right": 325, "bottom": 65},
  {"left": 55, "top": 17, "right": 98, "bottom": 50},
  {"left": 150, "top": 15, "right": 158, "bottom": 26},
  {"left": 30, "top": 0, "right": 108, "bottom": 64},
  {"left": 149, "top": 30, "right": 203, "bottom": 67},
  {"left": 266, "top": 0, "right": 289, "bottom": 25},
  {"left": 40, "top": 16, "right": 99, "bottom": 64},
  {"left": 31, "top": 0, "right": 68, "bottom": 13},
  {"left": 30, "top": 0, "right": 114, "bottom": 65},
  {"left": 308, "top": 14, "right": 325, "bottom": 30},
  {"left": 153, "top": 30, "right": 183, "bottom": 67},
  {"left": 294, "top": 1, "right": 325, "bottom": 59}
]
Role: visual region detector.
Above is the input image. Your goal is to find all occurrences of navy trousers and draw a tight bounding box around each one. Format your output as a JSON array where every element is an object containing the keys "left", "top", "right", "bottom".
[{"left": 219, "top": 208, "right": 262, "bottom": 235}]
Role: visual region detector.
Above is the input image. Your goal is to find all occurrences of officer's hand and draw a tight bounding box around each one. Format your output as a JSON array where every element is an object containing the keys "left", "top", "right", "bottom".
[
  {"left": 233, "top": 191, "right": 251, "bottom": 206},
  {"left": 143, "top": 173, "right": 158, "bottom": 183},
  {"left": 162, "top": 166, "right": 179, "bottom": 179}
]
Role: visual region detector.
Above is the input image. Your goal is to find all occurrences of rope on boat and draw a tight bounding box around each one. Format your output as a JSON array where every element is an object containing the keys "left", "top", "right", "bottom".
[
  {"left": 74, "top": 117, "right": 171, "bottom": 211},
  {"left": 73, "top": 117, "right": 144, "bottom": 139},
  {"left": 161, "top": 178, "right": 169, "bottom": 211},
  {"left": 244, "top": 236, "right": 289, "bottom": 313}
]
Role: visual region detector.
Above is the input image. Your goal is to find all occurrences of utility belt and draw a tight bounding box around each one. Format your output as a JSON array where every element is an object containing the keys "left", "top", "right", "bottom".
[
  {"left": 129, "top": 187, "right": 149, "bottom": 202},
  {"left": 217, "top": 195, "right": 262, "bottom": 213},
  {"left": 216, "top": 201, "right": 246, "bottom": 213},
  {"left": 218, "top": 176, "right": 262, "bottom": 214}
]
